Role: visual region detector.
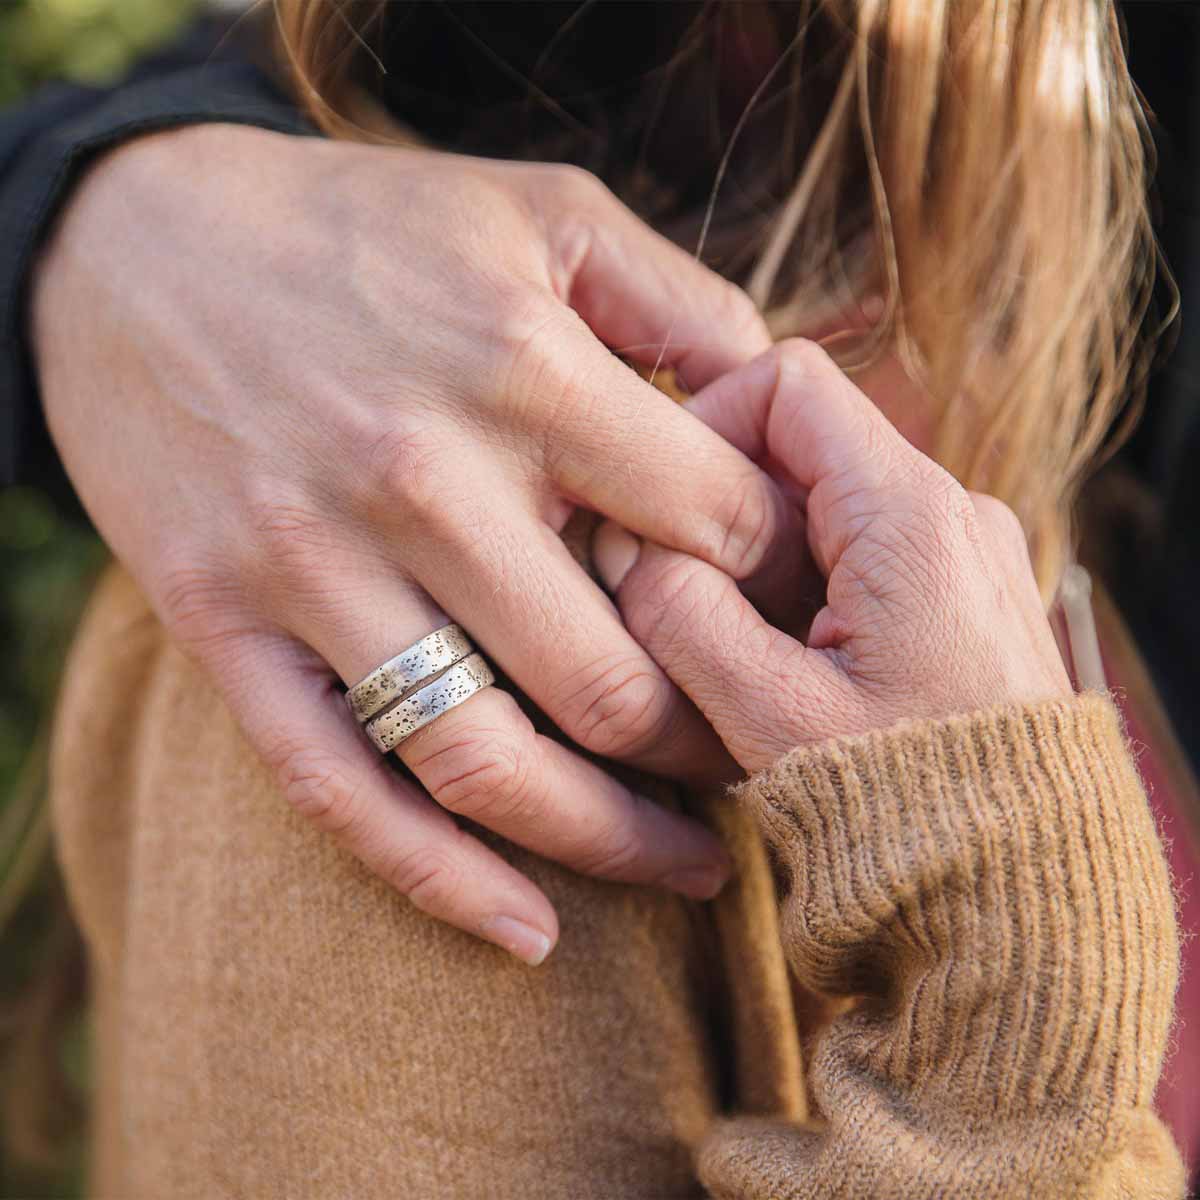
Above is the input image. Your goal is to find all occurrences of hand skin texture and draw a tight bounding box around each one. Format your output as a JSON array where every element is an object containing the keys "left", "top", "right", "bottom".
[
  {"left": 31, "top": 125, "right": 806, "bottom": 965},
  {"left": 596, "top": 340, "right": 1073, "bottom": 775}
]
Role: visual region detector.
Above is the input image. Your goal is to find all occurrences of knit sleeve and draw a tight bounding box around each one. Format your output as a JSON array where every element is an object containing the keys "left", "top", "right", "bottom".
[{"left": 697, "top": 693, "right": 1186, "bottom": 1200}]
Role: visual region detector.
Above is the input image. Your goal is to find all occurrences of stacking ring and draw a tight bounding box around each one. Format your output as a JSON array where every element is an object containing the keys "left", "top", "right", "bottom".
[
  {"left": 364, "top": 653, "right": 495, "bottom": 752},
  {"left": 344, "top": 624, "right": 475, "bottom": 723},
  {"left": 344, "top": 623, "right": 495, "bottom": 752}
]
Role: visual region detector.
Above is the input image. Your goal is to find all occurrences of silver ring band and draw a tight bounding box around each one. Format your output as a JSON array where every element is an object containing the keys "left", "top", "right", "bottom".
[
  {"left": 345, "top": 624, "right": 474, "bottom": 724},
  {"left": 365, "top": 653, "right": 495, "bottom": 752}
]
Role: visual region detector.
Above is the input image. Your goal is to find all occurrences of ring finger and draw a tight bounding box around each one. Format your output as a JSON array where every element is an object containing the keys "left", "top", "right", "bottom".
[{"left": 282, "top": 562, "right": 733, "bottom": 902}]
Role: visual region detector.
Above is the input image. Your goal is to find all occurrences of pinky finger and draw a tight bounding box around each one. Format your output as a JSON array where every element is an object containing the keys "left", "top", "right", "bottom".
[{"left": 214, "top": 629, "right": 560, "bottom": 965}]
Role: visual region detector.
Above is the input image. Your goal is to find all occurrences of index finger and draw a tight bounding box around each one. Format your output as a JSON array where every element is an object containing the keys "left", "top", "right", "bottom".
[
  {"left": 527, "top": 309, "right": 804, "bottom": 590},
  {"left": 680, "top": 339, "right": 940, "bottom": 571},
  {"left": 683, "top": 338, "right": 909, "bottom": 491}
]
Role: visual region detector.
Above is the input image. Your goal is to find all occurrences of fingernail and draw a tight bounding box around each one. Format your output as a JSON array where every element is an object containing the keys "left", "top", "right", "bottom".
[
  {"left": 860, "top": 292, "right": 886, "bottom": 323},
  {"left": 661, "top": 863, "right": 730, "bottom": 901},
  {"left": 483, "top": 915, "right": 553, "bottom": 966},
  {"left": 593, "top": 520, "right": 641, "bottom": 594}
]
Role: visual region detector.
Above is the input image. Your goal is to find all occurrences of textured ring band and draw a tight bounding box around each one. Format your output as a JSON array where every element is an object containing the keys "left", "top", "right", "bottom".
[
  {"left": 345, "top": 624, "right": 474, "bottom": 724},
  {"left": 365, "top": 653, "right": 496, "bottom": 752}
]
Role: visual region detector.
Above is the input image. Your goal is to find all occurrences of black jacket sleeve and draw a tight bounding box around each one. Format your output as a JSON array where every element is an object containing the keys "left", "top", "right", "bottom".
[{"left": 0, "top": 18, "right": 315, "bottom": 487}]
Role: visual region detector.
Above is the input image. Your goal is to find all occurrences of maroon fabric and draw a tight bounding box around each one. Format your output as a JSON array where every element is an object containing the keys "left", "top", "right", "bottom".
[{"left": 1106, "top": 655, "right": 1200, "bottom": 1179}]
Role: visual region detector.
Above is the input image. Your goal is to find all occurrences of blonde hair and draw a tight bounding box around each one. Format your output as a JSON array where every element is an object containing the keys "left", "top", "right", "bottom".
[{"left": 273, "top": 0, "right": 1163, "bottom": 597}]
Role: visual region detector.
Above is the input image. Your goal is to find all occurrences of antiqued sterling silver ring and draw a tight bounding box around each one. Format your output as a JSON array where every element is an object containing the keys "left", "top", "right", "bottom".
[
  {"left": 364, "top": 653, "right": 496, "bottom": 752},
  {"left": 345, "top": 623, "right": 474, "bottom": 724}
]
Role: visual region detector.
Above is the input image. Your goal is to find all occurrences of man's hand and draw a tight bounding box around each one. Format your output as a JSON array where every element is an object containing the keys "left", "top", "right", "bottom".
[{"left": 32, "top": 125, "right": 789, "bottom": 963}]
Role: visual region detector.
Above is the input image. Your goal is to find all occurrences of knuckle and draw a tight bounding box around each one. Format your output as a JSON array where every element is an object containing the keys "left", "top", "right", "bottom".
[
  {"left": 572, "top": 814, "right": 645, "bottom": 879},
  {"left": 359, "top": 421, "right": 497, "bottom": 555},
  {"left": 709, "top": 473, "right": 779, "bottom": 579},
  {"left": 717, "top": 279, "right": 768, "bottom": 341},
  {"left": 775, "top": 336, "right": 838, "bottom": 380},
  {"left": 409, "top": 719, "right": 539, "bottom": 825},
  {"left": 938, "top": 480, "right": 988, "bottom": 569},
  {"left": 156, "top": 559, "right": 247, "bottom": 657},
  {"left": 897, "top": 464, "right": 973, "bottom": 549},
  {"left": 915, "top": 462, "right": 968, "bottom": 516},
  {"left": 271, "top": 742, "right": 366, "bottom": 836},
  {"left": 938, "top": 475, "right": 977, "bottom": 529},
  {"left": 362, "top": 420, "right": 454, "bottom": 524},
  {"left": 552, "top": 657, "right": 673, "bottom": 758},
  {"left": 546, "top": 162, "right": 609, "bottom": 206},
  {"left": 384, "top": 842, "right": 465, "bottom": 913},
  {"left": 535, "top": 165, "right": 622, "bottom": 292},
  {"left": 971, "top": 492, "right": 1028, "bottom": 551},
  {"left": 625, "top": 555, "right": 711, "bottom": 654},
  {"left": 494, "top": 297, "right": 577, "bottom": 412}
]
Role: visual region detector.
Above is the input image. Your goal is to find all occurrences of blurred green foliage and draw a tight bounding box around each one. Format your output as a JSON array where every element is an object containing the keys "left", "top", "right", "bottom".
[
  {"left": 0, "top": 489, "right": 106, "bottom": 1200},
  {"left": 0, "top": 0, "right": 198, "bottom": 105},
  {"left": 0, "top": 489, "right": 106, "bottom": 796},
  {"left": 2, "top": 2, "right": 197, "bottom": 1194}
]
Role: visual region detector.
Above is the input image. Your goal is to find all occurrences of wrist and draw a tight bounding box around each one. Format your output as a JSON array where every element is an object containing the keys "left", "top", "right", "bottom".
[{"left": 30, "top": 123, "right": 287, "bottom": 382}]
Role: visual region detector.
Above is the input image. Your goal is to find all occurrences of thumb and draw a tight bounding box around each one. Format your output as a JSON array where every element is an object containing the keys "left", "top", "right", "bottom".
[{"left": 544, "top": 174, "right": 772, "bottom": 389}]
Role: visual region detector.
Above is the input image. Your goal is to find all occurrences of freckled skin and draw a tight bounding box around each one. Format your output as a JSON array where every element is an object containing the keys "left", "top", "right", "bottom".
[
  {"left": 607, "top": 340, "right": 1071, "bottom": 776},
  {"left": 32, "top": 123, "right": 784, "bottom": 958},
  {"left": 33, "top": 124, "right": 1063, "bottom": 963}
]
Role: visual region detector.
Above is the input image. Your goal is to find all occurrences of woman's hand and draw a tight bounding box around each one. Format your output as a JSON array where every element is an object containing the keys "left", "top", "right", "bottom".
[
  {"left": 598, "top": 340, "right": 1072, "bottom": 773},
  {"left": 31, "top": 124, "right": 790, "bottom": 963}
]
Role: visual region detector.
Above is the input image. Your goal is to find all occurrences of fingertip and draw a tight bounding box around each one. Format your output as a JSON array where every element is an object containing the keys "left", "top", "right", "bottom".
[
  {"left": 671, "top": 278, "right": 772, "bottom": 388},
  {"left": 680, "top": 355, "right": 773, "bottom": 460},
  {"left": 482, "top": 913, "right": 556, "bottom": 967},
  {"left": 661, "top": 861, "right": 732, "bottom": 901},
  {"left": 592, "top": 520, "right": 642, "bottom": 595}
]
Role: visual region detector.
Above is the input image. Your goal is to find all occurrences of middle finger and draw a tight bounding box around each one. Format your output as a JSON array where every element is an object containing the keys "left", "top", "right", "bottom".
[{"left": 407, "top": 501, "right": 738, "bottom": 784}]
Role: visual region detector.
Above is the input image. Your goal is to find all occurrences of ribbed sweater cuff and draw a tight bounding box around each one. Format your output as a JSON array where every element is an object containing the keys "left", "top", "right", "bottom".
[{"left": 733, "top": 692, "right": 1179, "bottom": 1116}]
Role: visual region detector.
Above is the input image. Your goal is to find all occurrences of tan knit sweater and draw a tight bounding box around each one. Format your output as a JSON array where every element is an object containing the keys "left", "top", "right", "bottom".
[{"left": 51, "top": 564, "right": 1185, "bottom": 1198}]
